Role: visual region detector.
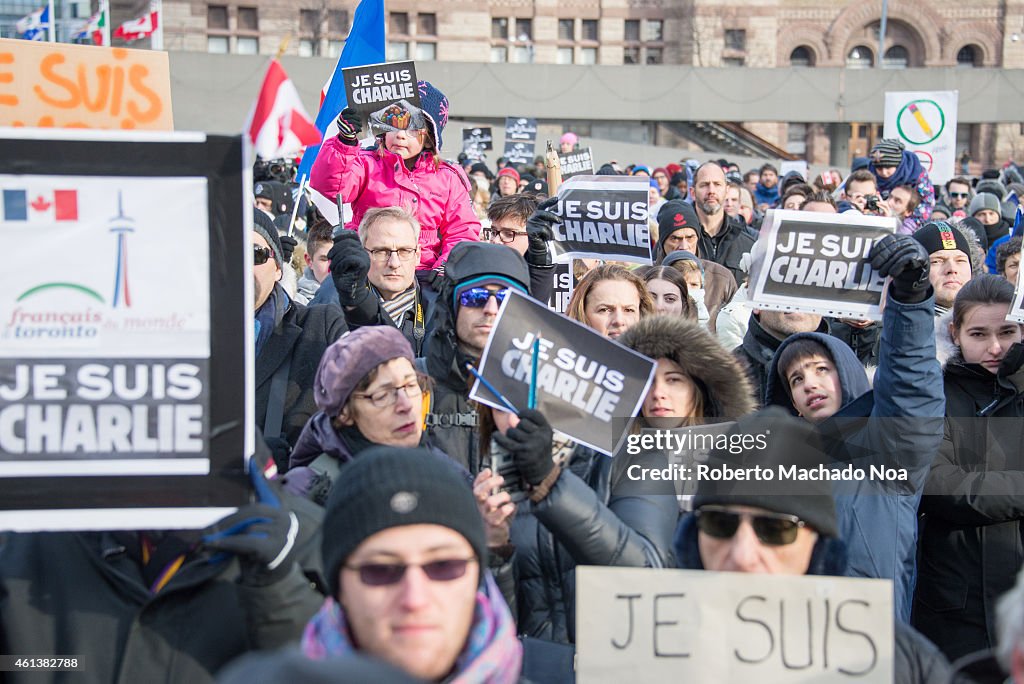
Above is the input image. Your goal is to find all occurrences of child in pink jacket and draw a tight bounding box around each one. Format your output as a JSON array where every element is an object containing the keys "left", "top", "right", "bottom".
[{"left": 310, "top": 80, "right": 480, "bottom": 274}]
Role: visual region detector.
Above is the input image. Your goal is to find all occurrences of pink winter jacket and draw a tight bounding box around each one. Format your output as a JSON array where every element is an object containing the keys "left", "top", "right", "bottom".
[{"left": 310, "top": 136, "right": 481, "bottom": 270}]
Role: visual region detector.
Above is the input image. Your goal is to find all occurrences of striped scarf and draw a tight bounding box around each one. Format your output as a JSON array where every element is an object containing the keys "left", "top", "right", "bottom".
[{"left": 378, "top": 285, "right": 417, "bottom": 327}]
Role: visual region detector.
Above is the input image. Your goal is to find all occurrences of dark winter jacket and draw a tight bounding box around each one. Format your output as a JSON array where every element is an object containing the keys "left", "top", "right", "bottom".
[
  {"left": 508, "top": 445, "right": 678, "bottom": 644},
  {"left": 255, "top": 285, "right": 347, "bottom": 453},
  {"left": 734, "top": 312, "right": 830, "bottom": 406},
  {"left": 827, "top": 317, "right": 881, "bottom": 368},
  {"left": 674, "top": 516, "right": 953, "bottom": 684},
  {"left": 695, "top": 214, "right": 755, "bottom": 286},
  {"left": 914, "top": 342, "right": 1024, "bottom": 661},
  {"left": 764, "top": 293, "right": 945, "bottom": 623}
]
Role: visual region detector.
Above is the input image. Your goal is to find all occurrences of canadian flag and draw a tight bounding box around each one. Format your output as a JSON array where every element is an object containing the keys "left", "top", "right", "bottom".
[
  {"left": 246, "top": 59, "right": 322, "bottom": 160},
  {"left": 114, "top": 5, "right": 157, "bottom": 41}
]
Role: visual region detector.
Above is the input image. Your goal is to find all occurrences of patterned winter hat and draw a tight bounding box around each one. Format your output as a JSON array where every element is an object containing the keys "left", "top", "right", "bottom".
[
  {"left": 870, "top": 138, "right": 904, "bottom": 168},
  {"left": 417, "top": 80, "right": 449, "bottom": 151}
]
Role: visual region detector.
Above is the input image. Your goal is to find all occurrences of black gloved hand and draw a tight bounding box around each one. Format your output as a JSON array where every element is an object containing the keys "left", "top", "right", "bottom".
[
  {"left": 869, "top": 233, "right": 931, "bottom": 304},
  {"left": 525, "top": 196, "right": 560, "bottom": 268},
  {"left": 493, "top": 409, "right": 556, "bottom": 487},
  {"left": 328, "top": 230, "right": 371, "bottom": 307},
  {"left": 278, "top": 234, "right": 298, "bottom": 264},
  {"left": 202, "top": 503, "right": 300, "bottom": 586},
  {"left": 335, "top": 107, "right": 361, "bottom": 146}
]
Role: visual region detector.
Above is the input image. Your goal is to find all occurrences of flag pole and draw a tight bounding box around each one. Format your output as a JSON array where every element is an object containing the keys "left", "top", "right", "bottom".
[
  {"left": 286, "top": 175, "right": 307, "bottom": 237},
  {"left": 47, "top": 0, "right": 55, "bottom": 42},
  {"left": 151, "top": 0, "right": 163, "bottom": 49},
  {"left": 101, "top": 0, "right": 110, "bottom": 46}
]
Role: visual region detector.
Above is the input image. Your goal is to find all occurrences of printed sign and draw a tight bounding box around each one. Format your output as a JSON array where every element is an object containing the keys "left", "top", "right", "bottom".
[
  {"left": 505, "top": 116, "right": 537, "bottom": 142},
  {"left": 462, "top": 126, "right": 492, "bottom": 161},
  {"left": 1010, "top": 240, "right": 1024, "bottom": 324},
  {"left": 577, "top": 567, "right": 894, "bottom": 684},
  {"left": 504, "top": 140, "right": 535, "bottom": 166},
  {"left": 469, "top": 290, "right": 656, "bottom": 456},
  {"left": 748, "top": 210, "right": 897, "bottom": 321},
  {"left": 883, "top": 90, "right": 958, "bottom": 184},
  {"left": 342, "top": 60, "right": 419, "bottom": 128},
  {"left": 0, "top": 129, "right": 251, "bottom": 531},
  {"left": 548, "top": 262, "right": 574, "bottom": 313},
  {"left": 549, "top": 175, "right": 653, "bottom": 264},
  {"left": 559, "top": 147, "right": 595, "bottom": 179},
  {"left": 0, "top": 38, "right": 173, "bottom": 130}
]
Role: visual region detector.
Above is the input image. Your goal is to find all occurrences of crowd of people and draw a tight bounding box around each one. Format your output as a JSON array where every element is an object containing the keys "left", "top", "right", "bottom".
[{"left": 5, "top": 78, "right": 1024, "bottom": 684}]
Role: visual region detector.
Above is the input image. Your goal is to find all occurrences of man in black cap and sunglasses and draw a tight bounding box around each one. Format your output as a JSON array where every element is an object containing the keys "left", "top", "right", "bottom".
[{"left": 253, "top": 210, "right": 346, "bottom": 469}]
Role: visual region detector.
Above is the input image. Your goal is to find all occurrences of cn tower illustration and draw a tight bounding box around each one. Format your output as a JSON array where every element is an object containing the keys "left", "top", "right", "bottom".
[{"left": 109, "top": 191, "right": 135, "bottom": 308}]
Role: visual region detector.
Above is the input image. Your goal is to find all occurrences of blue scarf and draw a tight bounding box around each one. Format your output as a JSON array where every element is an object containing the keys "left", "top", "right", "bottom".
[{"left": 872, "top": 150, "right": 925, "bottom": 195}]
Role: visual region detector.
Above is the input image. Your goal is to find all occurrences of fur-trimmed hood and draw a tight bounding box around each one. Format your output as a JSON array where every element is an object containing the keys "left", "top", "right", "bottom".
[
  {"left": 935, "top": 310, "right": 959, "bottom": 369},
  {"left": 618, "top": 314, "right": 757, "bottom": 419}
]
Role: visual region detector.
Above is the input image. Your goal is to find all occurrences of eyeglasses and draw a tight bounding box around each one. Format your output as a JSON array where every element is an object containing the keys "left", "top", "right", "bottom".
[
  {"left": 484, "top": 227, "right": 528, "bottom": 244},
  {"left": 695, "top": 505, "right": 806, "bottom": 546},
  {"left": 366, "top": 247, "right": 418, "bottom": 263},
  {"left": 458, "top": 287, "right": 509, "bottom": 308},
  {"left": 254, "top": 245, "right": 275, "bottom": 265},
  {"left": 948, "top": 192, "right": 970, "bottom": 199},
  {"left": 345, "top": 557, "right": 477, "bottom": 586},
  {"left": 352, "top": 379, "right": 422, "bottom": 409}
]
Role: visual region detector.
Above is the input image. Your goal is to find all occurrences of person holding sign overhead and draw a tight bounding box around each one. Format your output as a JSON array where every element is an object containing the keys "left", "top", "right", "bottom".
[{"left": 310, "top": 81, "right": 480, "bottom": 280}]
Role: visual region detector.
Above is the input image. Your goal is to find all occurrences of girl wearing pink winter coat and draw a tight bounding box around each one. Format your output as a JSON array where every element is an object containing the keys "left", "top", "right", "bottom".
[{"left": 310, "top": 80, "right": 480, "bottom": 275}]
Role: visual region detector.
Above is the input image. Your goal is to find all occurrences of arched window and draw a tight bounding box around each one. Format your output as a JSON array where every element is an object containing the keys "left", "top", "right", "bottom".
[
  {"left": 883, "top": 45, "right": 909, "bottom": 69},
  {"left": 957, "top": 45, "right": 979, "bottom": 68},
  {"left": 790, "top": 46, "right": 814, "bottom": 67},
  {"left": 846, "top": 45, "right": 873, "bottom": 69}
]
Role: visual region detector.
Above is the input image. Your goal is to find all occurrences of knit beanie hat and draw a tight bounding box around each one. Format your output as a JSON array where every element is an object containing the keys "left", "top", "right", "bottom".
[
  {"left": 321, "top": 446, "right": 487, "bottom": 599},
  {"left": 632, "top": 165, "right": 651, "bottom": 176},
  {"left": 314, "top": 326, "right": 415, "bottom": 417},
  {"left": 976, "top": 179, "right": 1007, "bottom": 200},
  {"left": 445, "top": 241, "right": 530, "bottom": 303},
  {"left": 969, "top": 192, "right": 1002, "bottom": 217},
  {"left": 416, "top": 80, "right": 449, "bottom": 151},
  {"left": 692, "top": 407, "right": 839, "bottom": 538},
  {"left": 497, "top": 166, "right": 520, "bottom": 184},
  {"left": 870, "top": 138, "right": 905, "bottom": 168},
  {"left": 253, "top": 209, "right": 283, "bottom": 270},
  {"left": 560, "top": 132, "right": 578, "bottom": 147},
  {"left": 657, "top": 201, "right": 700, "bottom": 241},
  {"left": 912, "top": 220, "right": 971, "bottom": 256},
  {"left": 662, "top": 250, "right": 704, "bottom": 276},
  {"left": 470, "top": 161, "right": 493, "bottom": 180}
]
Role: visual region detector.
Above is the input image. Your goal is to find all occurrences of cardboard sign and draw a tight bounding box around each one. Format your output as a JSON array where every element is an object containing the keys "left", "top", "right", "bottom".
[
  {"left": 504, "top": 139, "right": 535, "bottom": 166},
  {"left": 469, "top": 290, "right": 656, "bottom": 456},
  {"left": 748, "top": 210, "right": 897, "bottom": 321},
  {"left": 559, "top": 147, "right": 595, "bottom": 179},
  {"left": 884, "top": 90, "right": 958, "bottom": 185},
  {"left": 547, "top": 262, "right": 574, "bottom": 313},
  {"left": 342, "top": 60, "right": 419, "bottom": 128},
  {"left": 0, "top": 39, "right": 173, "bottom": 130},
  {"left": 0, "top": 129, "right": 250, "bottom": 531},
  {"left": 505, "top": 116, "right": 537, "bottom": 142},
  {"left": 549, "top": 175, "right": 653, "bottom": 264},
  {"left": 577, "top": 567, "right": 894, "bottom": 684}
]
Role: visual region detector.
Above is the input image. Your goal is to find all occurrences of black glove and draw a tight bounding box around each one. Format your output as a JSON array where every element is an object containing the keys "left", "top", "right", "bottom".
[
  {"left": 335, "top": 107, "right": 361, "bottom": 146},
  {"left": 328, "top": 230, "right": 371, "bottom": 307},
  {"left": 869, "top": 233, "right": 931, "bottom": 304},
  {"left": 202, "top": 503, "right": 300, "bottom": 586},
  {"left": 278, "top": 234, "right": 298, "bottom": 264},
  {"left": 493, "top": 409, "right": 555, "bottom": 487},
  {"left": 525, "top": 196, "right": 560, "bottom": 268}
]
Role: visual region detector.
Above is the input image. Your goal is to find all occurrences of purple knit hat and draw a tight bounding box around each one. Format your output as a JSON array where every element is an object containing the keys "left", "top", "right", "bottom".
[
  {"left": 417, "top": 80, "right": 449, "bottom": 151},
  {"left": 314, "top": 326, "right": 415, "bottom": 416}
]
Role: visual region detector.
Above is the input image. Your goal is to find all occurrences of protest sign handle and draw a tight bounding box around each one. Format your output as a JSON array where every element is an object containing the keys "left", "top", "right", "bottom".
[
  {"left": 466, "top": 363, "right": 520, "bottom": 414},
  {"left": 528, "top": 334, "right": 540, "bottom": 410},
  {"left": 287, "top": 174, "right": 307, "bottom": 237},
  {"left": 545, "top": 141, "right": 562, "bottom": 195}
]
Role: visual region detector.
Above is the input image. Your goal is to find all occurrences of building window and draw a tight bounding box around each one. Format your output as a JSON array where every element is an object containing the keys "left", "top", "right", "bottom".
[
  {"left": 580, "top": 46, "right": 597, "bottom": 64},
  {"left": 582, "top": 19, "right": 598, "bottom": 42},
  {"left": 787, "top": 122, "right": 807, "bottom": 156},
  {"left": 492, "top": 17, "right": 508, "bottom": 40},
  {"left": 557, "top": 46, "right": 573, "bottom": 64},
  {"left": 415, "top": 42, "right": 436, "bottom": 61},
  {"left": 514, "top": 44, "right": 533, "bottom": 63},
  {"left": 624, "top": 46, "right": 640, "bottom": 64},
  {"left": 387, "top": 41, "right": 409, "bottom": 60},
  {"left": 298, "top": 39, "right": 316, "bottom": 57},
  {"left": 328, "top": 40, "right": 344, "bottom": 57},
  {"left": 645, "top": 19, "right": 663, "bottom": 42},
  {"left": 883, "top": 45, "right": 908, "bottom": 69},
  {"left": 790, "top": 46, "right": 814, "bottom": 67},
  {"left": 417, "top": 13, "right": 437, "bottom": 36},
  {"left": 389, "top": 12, "right": 409, "bottom": 35},
  {"left": 624, "top": 19, "right": 640, "bottom": 42},
  {"left": 846, "top": 45, "right": 873, "bottom": 69},
  {"left": 515, "top": 18, "right": 532, "bottom": 42},
  {"left": 237, "top": 7, "right": 257, "bottom": 31},
  {"left": 207, "top": 35, "right": 228, "bottom": 53},
  {"left": 490, "top": 45, "right": 507, "bottom": 62},
  {"left": 236, "top": 36, "right": 258, "bottom": 54},
  {"left": 725, "top": 29, "right": 745, "bottom": 51},
  {"left": 300, "top": 9, "right": 320, "bottom": 34},
  {"left": 723, "top": 57, "right": 745, "bottom": 67},
  {"left": 558, "top": 19, "right": 574, "bottom": 41},
  {"left": 646, "top": 47, "right": 663, "bottom": 64},
  {"left": 328, "top": 10, "right": 348, "bottom": 35},
  {"left": 957, "top": 45, "right": 979, "bottom": 67},
  {"left": 207, "top": 5, "right": 228, "bottom": 29}
]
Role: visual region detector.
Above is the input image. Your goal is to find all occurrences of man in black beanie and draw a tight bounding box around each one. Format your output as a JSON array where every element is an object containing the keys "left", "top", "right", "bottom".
[{"left": 911, "top": 220, "right": 974, "bottom": 316}]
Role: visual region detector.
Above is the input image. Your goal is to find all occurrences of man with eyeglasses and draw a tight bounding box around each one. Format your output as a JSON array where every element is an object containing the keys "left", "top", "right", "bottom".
[
  {"left": 485, "top": 194, "right": 557, "bottom": 304},
  {"left": 253, "top": 210, "right": 346, "bottom": 469},
  {"left": 673, "top": 409, "right": 951, "bottom": 682},
  {"left": 420, "top": 241, "right": 531, "bottom": 473}
]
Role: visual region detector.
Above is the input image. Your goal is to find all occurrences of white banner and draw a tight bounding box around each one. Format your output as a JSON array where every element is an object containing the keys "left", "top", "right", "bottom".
[{"left": 883, "top": 90, "right": 958, "bottom": 185}]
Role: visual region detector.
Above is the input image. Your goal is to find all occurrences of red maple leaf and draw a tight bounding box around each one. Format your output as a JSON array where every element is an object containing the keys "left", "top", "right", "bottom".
[{"left": 30, "top": 195, "right": 51, "bottom": 212}]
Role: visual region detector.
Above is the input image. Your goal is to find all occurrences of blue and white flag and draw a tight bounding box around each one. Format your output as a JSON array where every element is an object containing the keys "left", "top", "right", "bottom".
[{"left": 16, "top": 5, "right": 49, "bottom": 41}]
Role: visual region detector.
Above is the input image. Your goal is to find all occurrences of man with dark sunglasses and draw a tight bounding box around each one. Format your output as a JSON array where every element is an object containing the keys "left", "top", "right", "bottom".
[
  {"left": 944, "top": 177, "right": 973, "bottom": 215},
  {"left": 253, "top": 210, "right": 346, "bottom": 470}
]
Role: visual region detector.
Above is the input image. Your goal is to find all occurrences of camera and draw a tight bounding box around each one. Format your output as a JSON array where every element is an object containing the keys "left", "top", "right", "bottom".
[
  {"left": 864, "top": 195, "right": 881, "bottom": 212},
  {"left": 487, "top": 445, "right": 529, "bottom": 504}
]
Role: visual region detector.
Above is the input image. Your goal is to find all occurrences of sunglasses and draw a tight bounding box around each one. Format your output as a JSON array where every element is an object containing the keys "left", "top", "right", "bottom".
[
  {"left": 345, "top": 558, "right": 476, "bottom": 586},
  {"left": 948, "top": 192, "right": 970, "bottom": 199},
  {"left": 458, "top": 287, "right": 509, "bottom": 308},
  {"left": 254, "top": 245, "right": 275, "bottom": 265},
  {"left": 695, "top": 505, "right": 806, "bottom": 546}
]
